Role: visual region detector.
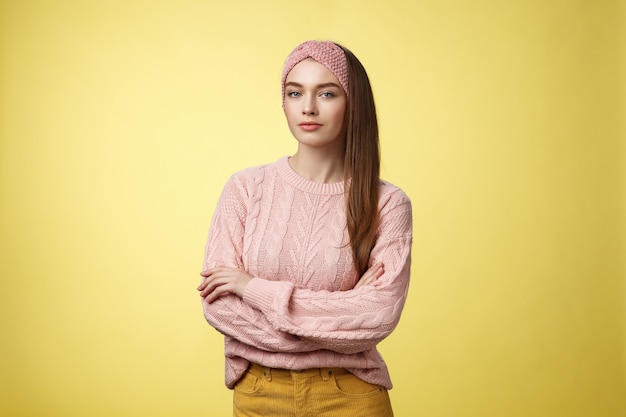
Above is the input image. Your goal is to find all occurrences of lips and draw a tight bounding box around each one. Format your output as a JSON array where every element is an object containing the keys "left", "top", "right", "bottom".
[{"left": 299, "top": 122, "right": 322, "bottom": 132}]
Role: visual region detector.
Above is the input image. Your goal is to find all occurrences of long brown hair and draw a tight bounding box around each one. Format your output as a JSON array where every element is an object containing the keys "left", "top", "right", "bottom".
[{"left": 335, "top": 43, "right": 380, "bottom": 277}]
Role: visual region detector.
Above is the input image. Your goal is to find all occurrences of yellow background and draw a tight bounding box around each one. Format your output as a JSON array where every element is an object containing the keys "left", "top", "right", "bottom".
[{"left": 1, "top": 1, "right": 624, "bottom": 416}]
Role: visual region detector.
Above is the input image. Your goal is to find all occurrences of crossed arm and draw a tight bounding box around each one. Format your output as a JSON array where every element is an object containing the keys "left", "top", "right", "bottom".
[
  {"left": 198, "top": 174, "right": 412, "bottom": 355},
  {"left": 197, "top": 262, "right": 385, "bottom": 302}
]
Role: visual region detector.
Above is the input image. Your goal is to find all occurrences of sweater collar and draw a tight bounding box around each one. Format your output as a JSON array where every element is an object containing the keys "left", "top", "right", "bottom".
[{"left": 276, "top": 156, "right": 345, "bottom": 195}]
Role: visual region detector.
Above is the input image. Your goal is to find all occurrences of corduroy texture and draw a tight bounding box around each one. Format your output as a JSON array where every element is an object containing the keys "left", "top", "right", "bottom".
[
  {"left": 233, "top": 364, "right": 394, "bottom": 417},
  {"left": 202, "top": 156, "right": 413, "bottom": 390},
  {"left": 281, "top": 40, "right": 349, "bottom": 104}
]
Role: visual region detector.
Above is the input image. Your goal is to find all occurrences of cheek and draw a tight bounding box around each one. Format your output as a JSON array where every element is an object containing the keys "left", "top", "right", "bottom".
[
  {"left": 333, "top": 105, "right": 347, "bottom": 128},
  {"left": 283, "top": 106, "right": 297, "bottom": 125}
]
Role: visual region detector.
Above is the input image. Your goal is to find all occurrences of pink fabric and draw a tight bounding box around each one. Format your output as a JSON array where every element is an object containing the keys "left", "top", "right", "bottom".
[
  {"left": 202, "top": 157, "right": 413, "bottom": 390},
  {"left": 281, "top": 40, "right": 349, "bottom": 103}
]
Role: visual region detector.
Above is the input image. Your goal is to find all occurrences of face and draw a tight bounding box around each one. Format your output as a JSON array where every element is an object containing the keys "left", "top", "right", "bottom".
[{"left": 283, "top": 58, "right": 347, "bottom": 152}]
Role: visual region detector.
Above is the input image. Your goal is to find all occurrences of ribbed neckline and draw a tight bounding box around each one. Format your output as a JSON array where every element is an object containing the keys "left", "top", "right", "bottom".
[{"left": 275, "top": 156, "right": 345, "bottom": 195}]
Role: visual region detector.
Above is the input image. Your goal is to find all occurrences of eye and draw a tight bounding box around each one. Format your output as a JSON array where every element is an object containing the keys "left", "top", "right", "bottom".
[
  {"left": 287, "top": 91, "right": 301, "bottom": 98},
  {"left": 320, "top": 92, "right": 335, "bottom": 98}
]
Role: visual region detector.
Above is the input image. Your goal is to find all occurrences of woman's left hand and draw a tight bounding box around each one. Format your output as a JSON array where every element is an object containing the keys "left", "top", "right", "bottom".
[{"left": 197, "top": 267, "right": 253, "bottom": 303}]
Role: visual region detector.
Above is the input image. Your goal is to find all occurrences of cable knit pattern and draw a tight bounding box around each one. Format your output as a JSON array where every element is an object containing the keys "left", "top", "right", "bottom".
[{"left": 202, "top": 156, "right": 412, "bottom": 390}]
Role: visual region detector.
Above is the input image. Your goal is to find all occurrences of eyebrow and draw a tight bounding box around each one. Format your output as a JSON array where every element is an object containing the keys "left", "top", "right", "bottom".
[{"left": 284, "top": 81, "right": 342, "bottom": 89}]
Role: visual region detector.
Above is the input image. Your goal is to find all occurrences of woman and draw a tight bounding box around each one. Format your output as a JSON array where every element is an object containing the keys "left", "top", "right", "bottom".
[{"left": 198, "top": 40, "right": 412, "bottom": 417}]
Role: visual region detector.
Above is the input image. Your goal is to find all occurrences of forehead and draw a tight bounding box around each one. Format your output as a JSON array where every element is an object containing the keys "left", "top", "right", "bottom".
[{"left": 285, "top": 58, "right": 341, "bottom": 84}]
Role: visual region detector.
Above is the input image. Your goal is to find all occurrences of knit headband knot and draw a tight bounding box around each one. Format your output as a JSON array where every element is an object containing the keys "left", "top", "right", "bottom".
[{"left": 281, "top": 40, "right": 349, "bottom": 101}]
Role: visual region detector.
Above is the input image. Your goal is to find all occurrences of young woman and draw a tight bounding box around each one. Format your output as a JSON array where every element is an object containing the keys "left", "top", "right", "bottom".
[{"left": 198, "top": 40, "right": 412, "bottom": 417}]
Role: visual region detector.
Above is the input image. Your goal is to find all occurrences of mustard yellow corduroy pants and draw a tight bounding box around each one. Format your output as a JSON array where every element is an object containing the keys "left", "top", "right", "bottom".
[{"left": 233, "top": 363, "right": 394, "bottom": 417}]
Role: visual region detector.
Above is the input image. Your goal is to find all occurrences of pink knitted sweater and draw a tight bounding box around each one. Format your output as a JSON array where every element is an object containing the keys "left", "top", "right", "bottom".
[{"left": 202, "top": 156, "right": 412, "bottom": 389}]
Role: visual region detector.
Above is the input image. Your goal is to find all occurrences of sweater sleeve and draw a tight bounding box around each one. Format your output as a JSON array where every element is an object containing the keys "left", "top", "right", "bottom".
[
  {"left": 201, "top": 172, "right": 323, "bottom": 353},
  {"left": 242, "top": 188, "right": 413, "bottom": 355}
]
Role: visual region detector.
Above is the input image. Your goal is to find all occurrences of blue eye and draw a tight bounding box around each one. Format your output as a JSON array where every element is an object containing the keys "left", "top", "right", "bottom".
[
  {"left": 320, "top": 92, "right": 335, "bottom": 98},
  {"left": 287, "top": 91, "right": 300, "bottom": 97}
]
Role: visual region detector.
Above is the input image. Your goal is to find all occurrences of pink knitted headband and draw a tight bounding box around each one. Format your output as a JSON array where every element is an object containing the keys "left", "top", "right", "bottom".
[{"left": 281, "top": 40, "right": 349, "bottom": 101}]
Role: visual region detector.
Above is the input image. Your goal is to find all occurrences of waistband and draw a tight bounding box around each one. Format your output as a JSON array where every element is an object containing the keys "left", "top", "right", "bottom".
[{"left": 247, "top": 362, "right": 349, "bottom": 382}]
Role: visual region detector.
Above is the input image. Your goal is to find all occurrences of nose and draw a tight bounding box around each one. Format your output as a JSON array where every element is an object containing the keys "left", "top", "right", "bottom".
[{"left": 302, "top": 97, "right": 317, "bottom": 115}]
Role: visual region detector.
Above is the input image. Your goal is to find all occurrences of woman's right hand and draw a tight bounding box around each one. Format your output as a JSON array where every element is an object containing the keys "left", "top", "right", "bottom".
[{"left": 354, "top": 262, "right": 384, "bottom": 289}]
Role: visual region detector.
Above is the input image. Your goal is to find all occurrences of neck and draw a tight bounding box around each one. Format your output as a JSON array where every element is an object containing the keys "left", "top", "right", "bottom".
[{"left": 289, "top": 148, "right": 345, "bottom": 184}]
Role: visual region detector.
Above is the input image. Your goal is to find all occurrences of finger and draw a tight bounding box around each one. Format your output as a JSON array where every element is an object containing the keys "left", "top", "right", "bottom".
[
  {"left": 197, "top": 278, "right": 212, "bottom": 291},
  {"left": 363, "top": 263, "right": 383, "bottom": 280},
  {"left": 204, "top": 282, "right": 234, "bottom": 303},
  {"left": 355, "top": 274, "right": 372, "bottom": 288},
  {"left": 197, "top": 269, "right": 228, "bottom": 292},
  {"left": 201, "top": 266, "right": 238, "bottom": 276},
  {"left": 197, "top": 273, "right": 215, "bottom": 291},
  {"left": 200, "top": 275, "right": 232, "bottom": 298},
  {"left": 355, "top": 263, "right": 384, "bottom": 288},
  {"left": 200, "top": 279, "right": 219, "bottom": 297}
]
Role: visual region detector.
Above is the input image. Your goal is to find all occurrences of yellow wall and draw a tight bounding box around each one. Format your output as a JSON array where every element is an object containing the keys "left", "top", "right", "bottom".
[{"left": 1, "top": 1, "right": 624, "bottom": 416}]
